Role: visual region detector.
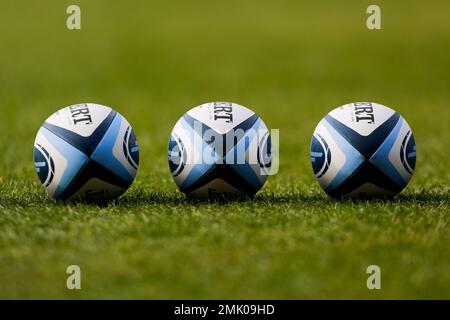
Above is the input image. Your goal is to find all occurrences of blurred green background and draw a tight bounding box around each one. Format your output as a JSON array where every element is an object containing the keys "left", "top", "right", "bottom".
[{"left": 0, "top": 0, "right": 449, "bottom": 298}]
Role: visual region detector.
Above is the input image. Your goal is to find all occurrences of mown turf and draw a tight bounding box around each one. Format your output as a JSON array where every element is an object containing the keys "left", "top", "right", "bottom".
[{"left": 0, "top": 0, "right": 449, "bottom": 299}]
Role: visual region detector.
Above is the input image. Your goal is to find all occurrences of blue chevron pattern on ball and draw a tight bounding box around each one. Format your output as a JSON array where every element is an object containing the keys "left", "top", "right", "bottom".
[
  {"left": 33, "top": 103, "right": 139, "bottom": 201},
  {"left": 168, "top": 102, "right": 272, "bottom": 199},
  {"left": 310, "top": 102, "right": 416, "bottom": 197}
]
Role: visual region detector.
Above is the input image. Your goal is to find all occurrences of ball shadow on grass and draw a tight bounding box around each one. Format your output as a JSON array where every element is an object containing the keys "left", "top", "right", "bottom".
[
  {"left": 116, "top": 188, "right": 449, "bottom": 208},
  {"left": 1, "top": 187, "right": 447, "bottom": 209}
]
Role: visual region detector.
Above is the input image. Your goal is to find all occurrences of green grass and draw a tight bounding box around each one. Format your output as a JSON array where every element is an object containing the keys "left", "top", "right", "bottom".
[{"left": 0, "top": 0, "right": 449, "bottom": 299}]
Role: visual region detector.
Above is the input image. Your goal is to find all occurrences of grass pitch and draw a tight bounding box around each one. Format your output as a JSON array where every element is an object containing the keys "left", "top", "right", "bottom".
[{"left": 0, "top": 0, "right": 449, "bottom": 299}]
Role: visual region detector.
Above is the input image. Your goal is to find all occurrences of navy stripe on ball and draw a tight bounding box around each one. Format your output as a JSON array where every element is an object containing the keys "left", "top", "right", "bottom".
[
  {"left": 327, "top": 161, "right": 403, "bottom": 197},
  {"left": 231, "top": 114, "right": 260, "bottom": 132},
  {"left": 325, "top": 112, "right": 400, "bottom": 159},
  {"left": 181, "top": 164, "right": 259, "bottom": 196},
  {"left": 183, "top": 112, "right": 259, "bottom": 135},
  {"left": 183, "top": 113, "right": 261, "bottom": 164},
  {"left": 182, "top": 113, "right": 215, "bottom": 136},
  {"left": 43, "top": 110, "right": 117, "bottom": 157},
  {"left": 223, "top": 114, "right": 260, "bottom": 155},
  {"left": 58, "top": 159, "right": 130, "bottom": 200}
]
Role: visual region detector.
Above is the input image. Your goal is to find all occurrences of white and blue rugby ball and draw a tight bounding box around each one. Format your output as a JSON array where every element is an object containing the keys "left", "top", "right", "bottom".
[
  {"left": 34, "top": 103, "right": 139, "bottom": 201},
  {"left": 168, "top": 102, "right": 272, "bottom": 199},
  {"left": 311, "top": 102, "right": 416, "bottom": 197}
]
